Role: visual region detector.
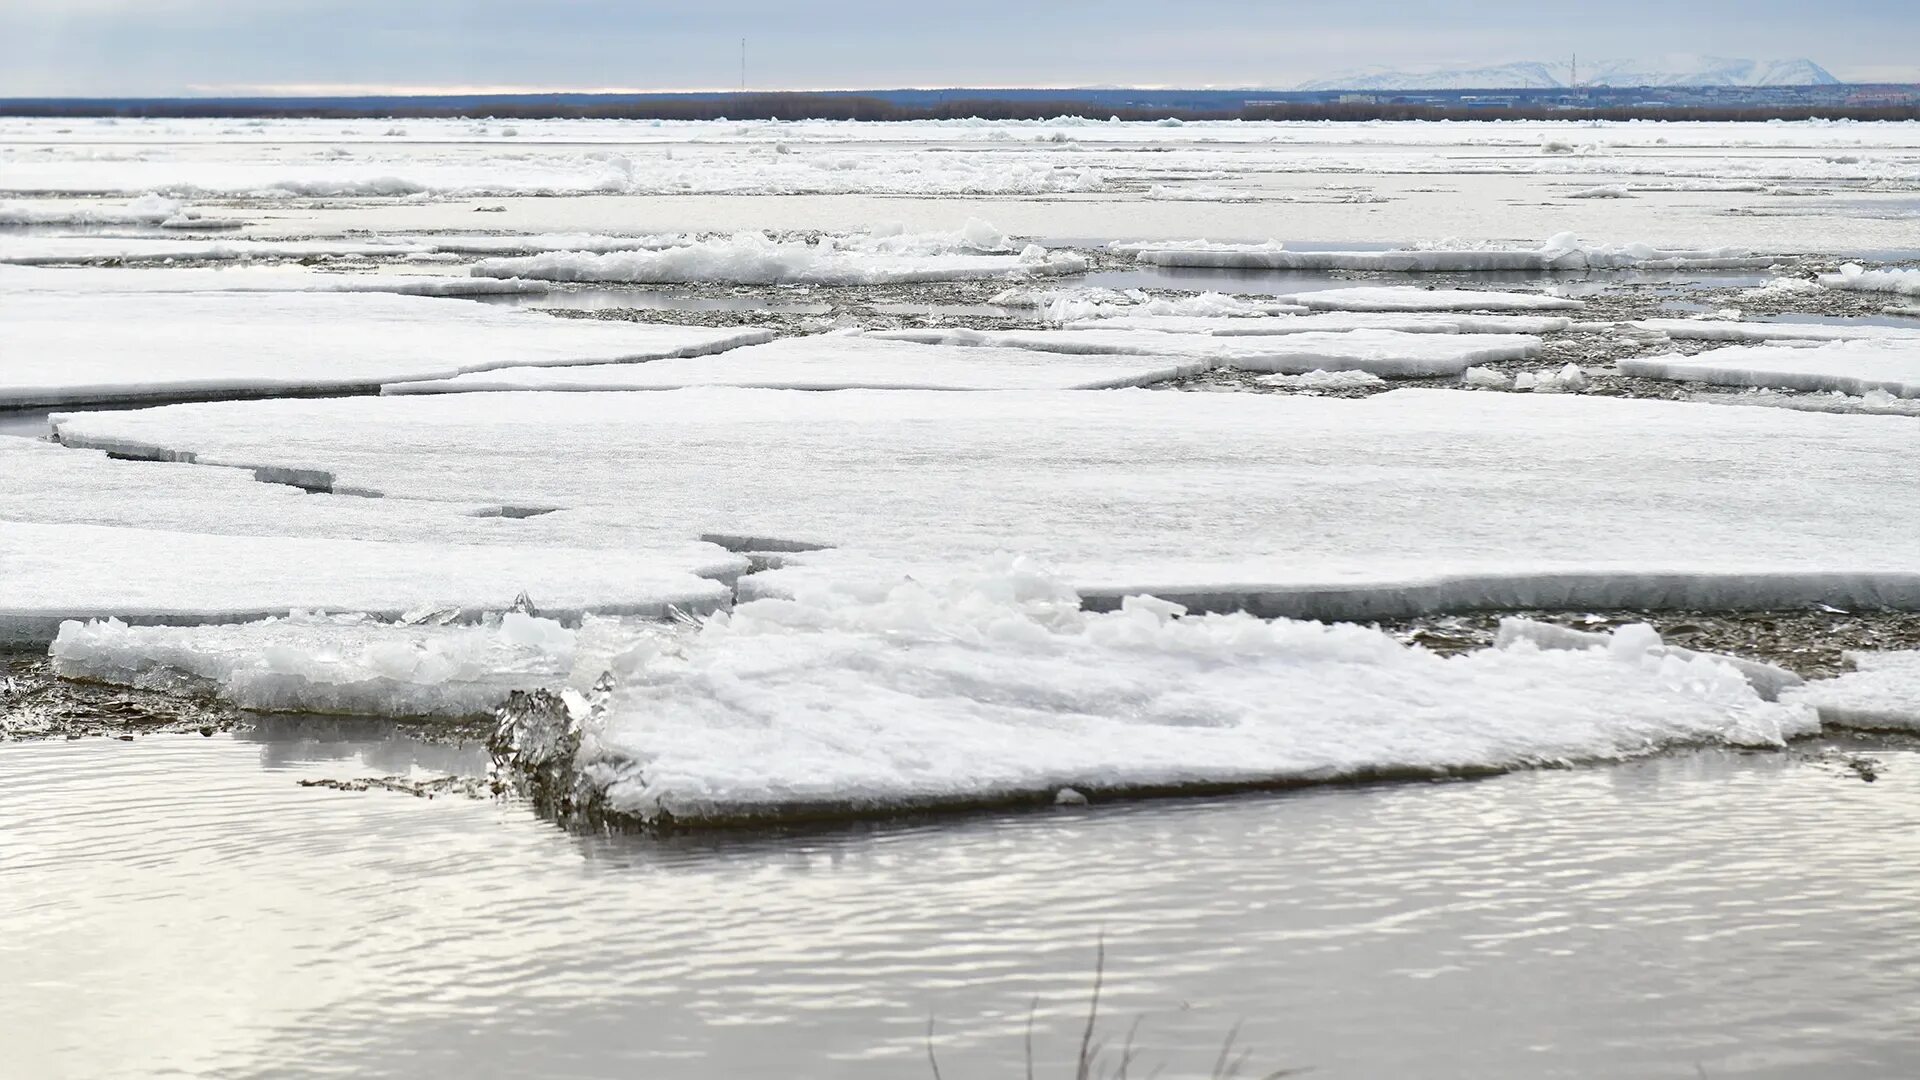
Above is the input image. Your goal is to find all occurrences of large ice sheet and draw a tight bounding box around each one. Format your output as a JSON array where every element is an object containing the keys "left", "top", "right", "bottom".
[
  {"left": 873, "top": 326, "right": 1543, "bottom": 376},
  {"left": 51, "top": 389, "right": 1920, "bottom": 619},
  {"left": 0, "top": 263, "right": 548, "bottom": 296},
  {"left": 382, "top": 333, "right": 1206, "bottom": 394},
  {"left": 1267, "top": 287, "right": 1582, "bottom": 313},
  {"left": 1127, "top": 235, "right": 1776, "bottom": 272},
  {"left": 1786, "top": 651, "right": 1920, "bottom": 732},
  {"left": 1819, "top": 265, "right": 1920, "bottom": 300},
  {"left": 0, "top": 521, "right": 730, "bottom": 645},
  {"left": 469, "top": 229, "right": 1087, "bottom": 285},
  {"left": 4, "top": 291, "right": 772, "bottom": 407},
  {"left": 538, "top": 564, "right": 1814, "bottom": 824},
  {"left": 1620, "top": 342, "right": 1920, "bottom": 398},
  {"left": 1068, "top": 312, "right": 1575, "bottom": 336}
]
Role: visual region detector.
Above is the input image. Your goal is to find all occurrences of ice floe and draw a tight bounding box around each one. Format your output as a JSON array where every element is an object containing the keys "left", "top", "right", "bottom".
[
  {"left": 1124, "top": 234, "right": 1776, "bottom": 272},
  {"left": 501, "top": 562, "right": 1815, "bottom": 825},
  {"left": 1819, "top": 264, "right": 1920, "bottom": 299},
  {"left": 1620, "top": 341, "right": 1920, "bottom": 398},
  {"left": 381, "top": 333, "right": 1206, "bottom": 394},
  {"left": 0, "top": 263, "right": 549, "bottom": 296},
  {"left": 1629, "top": 318, "right": 1920, "bottom": 343},
  {"left": 49, "top": 389, "right": 1920, "bottom": 619},
  {"left": 468, "top": 228, "right": 1087, "bottom": 285},
  {"left": 871, "top": 327, "right": 1543, "bottom": 376},
  {"left": 0, "top": 236, "right": 431, "bottom": 265},
  {"left": 1061, "top": 311, "right": 1576, "bottom": 336},
  {"left": 4, "top": 291, "right": 771, "bottom": 407},
  {"left": 1265, "top": 287, "right": 1582, "bottom": 313}
]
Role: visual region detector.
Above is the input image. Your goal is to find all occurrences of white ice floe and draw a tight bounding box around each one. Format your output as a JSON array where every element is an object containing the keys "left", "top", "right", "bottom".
[
  {"left": 1063, "top": 311, "right": 1575, "bottom": 336},
  {"left": 1630, "top": 317, "right": 1920, "bottom": 343},
  {"left": 1523, "top": 362, "right": 1590, "bottom": 393},
  {"left": 1267, "top": 287, "right": 1582, "bottom": 313},
  {"left": 1818, "top": 264, "right": 1920, "bottom": 299},
  {"left": 51, "top": 611, "right": 586, "bottom": 718},
  {"left": 543, "top": 563, "right": 1815, "bottom": 824},
  {"left": 1786, "top": 651, "right": 1920, "bottom": 732},
  {"left": 1255, "top": 370, "right": 1387, "bottom": 392},
  {"left": 0, "top": 521, "right": 731, "bottom": 645},
  {"left": 1126, "top": 234, "right": 1775, "bottom": 272},
  {"left": 4, "top": 291, "right": 771, "bottom": 407},
  {"left": 1695, "top": 387, "right": 1920, "bottom": 418},
  {"left": 871, "top": 327, "right": 1542, "bottom": 376},
  {"left": 1565, "top": 185, "right": 1634, "bottom": 199},
  {"left": 0, "top": 236, "right": 431, "bottom": 265},
  {"left": 0, "top": 263, "right": 548, "bottom": 296},
  {"left": 50, "top": 389, "right": 1920, "bottom": 619},
  {"left": 381, "top": 333, "right": 1205, "bottom": 394},
  {"left": 0, "top": 194, "right": 184, "bottom": 225},
  {"left": 468, "top": 228, "right": 1086, "bottom": 285},
  {"left": 1493, "top": 617, "right": 1802, "bottom": 701},
  {"left": 1620, "top": 341, "right": 1920, "bottom": 398},
  {"left": 1462, "top": 366, "right": 1513, "bottom": 389}
]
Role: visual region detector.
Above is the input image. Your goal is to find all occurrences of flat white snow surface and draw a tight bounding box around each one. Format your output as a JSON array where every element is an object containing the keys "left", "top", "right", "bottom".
[
  {"left": 1620, "top": 341, "right": 1920, "bottom": 398},
  {"left": 1630, "top": 318, "right": 1920, "bottom": 343},
  {"left": 872, "top": 327, "right": 1542, "bottom": 376},
  {"left": 0, "top": 263, "right": 548, "bottom": 296},
  {"left": 0, "top": 236, "right": 430, "bottom": 265},
  {"left": 1820, "top": 265, "right": 1920, "bottom": 299},
  {"left": 1786, "top": 651, "right": 1920, "bottom": 732},
  {"left": 469, "top": 226, "right": 1087, "bottom": 285},
  {"left": 1266, "top": 287, "right": 1582, "bottom": 313},
  {"left": 48, "top": 388, "right": 1920, "bottom": 618},
  {"left": 3, "top": 291, "right": 772, "bottom": 406},
  {"left": 1125, "top": 235, "right": 1775, "bottom": 272},
  {"left": 564, "top": 565, "right": 1814, "bottom": 824},
  {"left": 1066, "top": 311, "right": 1575, "bottom": 336},
  {"left": 382, "top": 333, "right": 1205, "bottom": 395}
]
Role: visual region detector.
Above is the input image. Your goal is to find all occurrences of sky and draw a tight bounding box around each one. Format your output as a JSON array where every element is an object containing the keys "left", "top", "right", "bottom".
[{"left": 3, "top": 0, "right": 1917, "bottom": 97}]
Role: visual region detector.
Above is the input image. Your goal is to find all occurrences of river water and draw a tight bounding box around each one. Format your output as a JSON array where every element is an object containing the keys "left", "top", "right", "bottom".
[{"left": 4, "top": 728, "right": 1916, "bottom": 1080}]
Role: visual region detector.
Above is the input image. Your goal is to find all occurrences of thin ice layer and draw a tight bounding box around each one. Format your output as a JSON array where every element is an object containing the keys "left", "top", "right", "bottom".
[
  {"left": 1786, "top": 651, "right": 1920, "bottom": 732},
  {"left": 872, "top": 327, "right": 1542, "bottom": 376},
  {"left": 51, "top": 389, "right": 1920, "bottom": 618},
  {"left": 0, "top": 263, "right": 548, "bottom": 296},
  {"left": 1620, "top": 342, "right": 1920, "bottom": 398},
  {"left": 0, "top": 521, "right": 730, "bottom": 645},
  {"left": 1267, "top": 287, "right": 1582, "bottom": 313},
  {"left": 1126, "top": 235, "right": 1774, "bottom": 272},
  {"left": 1630, "top": 318, "right": 1920, "bottom": 343},
  {"left": 4, "top": 291, "right": 771, "bottom": 407},
  {"left": 563, "top": 565, "right": 1815, "bottom": 824},
  {"left": 382, "top": 333, "right": 1205, "bottom": 394},
  {"left": 1065, "top": 311, "right": 1575, "bottom": 336}
]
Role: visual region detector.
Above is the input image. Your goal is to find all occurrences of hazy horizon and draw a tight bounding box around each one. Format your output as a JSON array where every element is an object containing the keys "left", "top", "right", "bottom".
[{"left": 3, "top": 0, "right": 1917, "bottom": 97}]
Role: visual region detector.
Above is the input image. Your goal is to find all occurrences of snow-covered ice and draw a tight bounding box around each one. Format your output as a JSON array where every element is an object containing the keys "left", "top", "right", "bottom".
[
  {"left": 1819, "top": 264, "right": 1920, "bottom": 300},
  {"left": 1629, "top": 318, "right": 1920, "bottom": 344},
  {"left": 1256, "top": 370, "right": 1387, "bottom": 391},
  {"left": 1266, "top": 287, "right": 1582, "bottom": 313},
  {"left": 48, "top": 389, "right": 1920, "bottom": 619},
  {"left": 0, "top": 235, "right": 432, "bottom": 265},
  {"left": 0, "top": 263, "right": 549, "bottom": 296},
  {"left": 1126, "top": 235, "right": 1775, "bottom": 272},
  {"left": 382, "top": 333, "right": 1206, "bottom": 394},
  {"left": 530, "top": 563, "right": 1815, "bottom": 824},
  {"left": 4, "top": 291, "right": 771, "bottom": 406},
  {"left": 872, "top": 327, "right": 1543, "bottom": 376},
  {"left": 1620, "top": 341, "right": 1920, "bottom": 398},
  {"left": 1063, "top": 311, "right": 1575, "bottom": 336},
  {"left": 1785, "top": 651, "right": 1920, "bottom": 732}
]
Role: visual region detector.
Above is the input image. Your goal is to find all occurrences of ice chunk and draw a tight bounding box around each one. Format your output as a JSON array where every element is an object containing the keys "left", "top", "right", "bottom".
[
  {"left": 1268, "top": 287, "right": 1581, "bottom": 313},
  {"left": 49, "top": 389, "right": 1920, "bottom": 621},
  {"left": 1528, "top": 362, "right": 1589, "bottom": 393},
  {"left": 1063, "top": 311, "right": 1574, "bottom": 336},
  {"left": 0, "top": 194, "right": 183, "bottom": 225},
  {"left": 872, "top": 327, "right": 1542, "bottom": 376},
  {"left": 1630, "top": 318, "right": 1920, "bottom": 344},
  {"left": 1256, "top": 369, "right": 1387, "bottom": 392},
  {"left": 51, "top": 612, "right": 583, "bottom": 718},
  {"left": 1818, "top": 264, "right": 1920, "bottom": 299},
  {"left": 1462, "top": 366, "right": 1512, "bottom": 390},
  {"left": 1785, "top": 651, "right": 1920, "bottom": 732},
  {"left": 1620, "top": 341, "right": 1920, "bottom": 399},
  {"left": 541, "top": 563, "right": 1814, "bottom": 825},
  {"left": 382, "top": 334, "right": 1206, "bottom": 394},
  {"left": 1565, "top": 185, "right": 1634, "bottom": 199},
  {"left": 469, "top": 229, "right": 1087, "bottom": 286},
  {"left": 3, "top": 291, "right": 771, "bottom": 407},
  {"left": 1493, "top": 617, "right": 1803, "bottom": 701}
]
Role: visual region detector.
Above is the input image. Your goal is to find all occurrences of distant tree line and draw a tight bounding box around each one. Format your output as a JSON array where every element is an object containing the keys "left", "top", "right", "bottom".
[{"left": 3, "top": 95, "right": 1916, "bottom": 123}]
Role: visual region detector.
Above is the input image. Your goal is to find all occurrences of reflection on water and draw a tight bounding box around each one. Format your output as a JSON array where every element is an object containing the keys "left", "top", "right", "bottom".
[{"left": 4, "top": 727, "right": 1919, "bottom": 1080}]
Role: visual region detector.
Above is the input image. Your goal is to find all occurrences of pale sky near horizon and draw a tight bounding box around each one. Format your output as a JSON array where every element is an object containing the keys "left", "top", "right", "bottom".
[{"left": 3, "top": 0, "right": 1916, "bottom": 97}]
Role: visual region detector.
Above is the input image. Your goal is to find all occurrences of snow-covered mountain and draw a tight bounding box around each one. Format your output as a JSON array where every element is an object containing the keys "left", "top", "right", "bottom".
[{"left": 1296, "top": 56, "right": 1838, "bottom": 91}]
